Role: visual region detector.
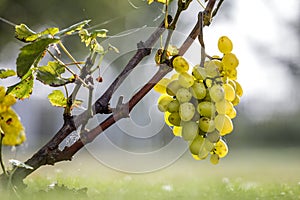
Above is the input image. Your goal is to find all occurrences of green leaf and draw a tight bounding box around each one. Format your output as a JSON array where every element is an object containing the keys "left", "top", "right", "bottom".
[
  {"left": 17, "top": 37, "right": 59, "bottom": 78},
  {"left": 36, "top": 61, "right": 75, "bottom": 87},
  {"left": 57, "top": 20, "right": 91, "bottom": 36},
  {"left": 91, "top": 29, "right": 108, "bottom": 38},
  {"left": 48, "top": 90, "right": 67, "bottom": 107},
  {"left": 6, "top": 69, "right": 34, "bottom": 99},
  {"left": 48, "top": 90, "right": 82, "bottom": 108},
  {"left": 15, "top": 24, "right": 59, "bottom": 43},
  {"left": 15, "top": 24, "right": 37, "bottom": 42},
  {"left": 0, "top": 68, "right": 16, "bottom": 79}
]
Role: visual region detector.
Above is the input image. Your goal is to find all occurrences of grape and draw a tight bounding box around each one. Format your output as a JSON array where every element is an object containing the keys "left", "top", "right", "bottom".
[
  {"left": 227, "top": 107, "right": 237, "bottom": 119},
  {"left": 225, "top": 68, "right": 237, "bottom": 80},
  {"left": 231, "top": 95, "right": 240, "bottom": 106},
  {"left": 197, "top": 101, "right": 216, "bottom": 118},
  {"left": 227, "top": 79, "right": 236, "bottom": 90},
  {"left": 166, "top": 80, "right": 181, "bottom": 96},
  {"left": 178, "top": 72, "right": 194, "bottom": 88},
  {"left": 190, "top": 81, "right": 206, "bottom": 100},
  {"left": 0, "top": 108, "right": 26, "bottom": 146},
  {"left": 168, "top": 112, "right": 181, "bottom": 126},
  {"left": 206, "top": 131, "right": 220, "bottom": 143},
  {"left": 0, "top": 86, "right": 6, "bottom": 100},
  {"left": 214, "top": 114, "right": 233, "bottom": 135},
  {"left": 192, "top": 65, "right": 207, "bottom": 80},
  {"left": 204, "top": 60, "right": 221, "bottom": 77},
  {"left": 191, "top": 154, "right": 201, "bottom": 160},
  {"left": 203, "top": 138, "right": 215, "bottom": 152},
  {"left": 179, "top": 102, "right": 195, "bottom": 121},
  {"left": 157, "top": 95, "right": 173, "bottom": 112},
  {"left": 198, "top": 148, "right": 210, "bottom": 160},
  {"left": 170, "top": 73, "right": 179, "bottom": 80},
  {"left": 218, "top": 36, "right": 233, "bottom": 54},
  {"left": 167, "top": 99, "right": 180, "bottom": 113},
  {"left": 210, "top": 153, "right": 220, "bottom": 165},
  {"left": 164, "top": 112, "right": 173, "bottom": 126},
  {"left": 234, "top": 80, "right": 243, "bottom": 97},
  {"left": 223, "top": 83, "right": 236, "bottom": 102},
  {"left": 199, "top": 117, "right": 215, "bottom": 132},
  {"left": 215, "top": 100, "right": 234, "bottom": 115},
  {"left": 172, "top": 126, "right": 182, "bottom": 137},
  {"left": 176, "top": 88, "right": 192, "bottom": 103},
  {"left": 154, "top": 78, "right": 171, "bottom": 94},
  {"left": 181, "top": 121, "right": 199, "bottom": 141},
  {"left": 214, "top": 139, "right": 228, "bottom": 158},
  {"left": 209, "top": 84, "right": 225, "bottom": 102},
  {"left": 222, "top": 53, "right": 239, "bottom": 69},
  {"left": 189, "top": 135, "right": 204, "bottom": 155},
  {"left": 172, "top": 56, "right": 189, "bottom": 73}
]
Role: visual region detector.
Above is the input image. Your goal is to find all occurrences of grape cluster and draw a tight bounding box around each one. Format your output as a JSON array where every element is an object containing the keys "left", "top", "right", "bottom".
[
  {"left": 154, "top": 36, "right": 243, "bottom": 164},
  {"left": 0, "top": 86, "right": 26, "bottom": 146}
]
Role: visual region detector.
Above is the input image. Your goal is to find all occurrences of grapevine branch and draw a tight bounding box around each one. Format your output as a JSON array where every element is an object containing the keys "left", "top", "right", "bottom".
[{"left": 1, "top": 0, "right": 222, "bottom": 188}]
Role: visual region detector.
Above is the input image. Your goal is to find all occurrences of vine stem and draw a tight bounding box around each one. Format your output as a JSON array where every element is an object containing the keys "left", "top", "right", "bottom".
[{"left": 0, "top": 130, "right": 7, "bottom": 176}]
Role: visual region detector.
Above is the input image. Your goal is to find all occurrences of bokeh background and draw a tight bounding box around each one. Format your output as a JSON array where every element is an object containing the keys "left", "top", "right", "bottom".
[{"left": 1, "top": 0, "right": 300, "bottom": 187}]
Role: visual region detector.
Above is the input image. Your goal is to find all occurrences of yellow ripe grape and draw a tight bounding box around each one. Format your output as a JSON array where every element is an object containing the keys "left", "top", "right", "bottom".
[
  {"left": 178, "top": 72, "right": 194, "bottom": 88},
  {"left": 0, "top": 87, "right": 17, "bottom": 113},
  {"left": 204, "top": 60, "right": 223, "bottom": 77},
  {"left": 223, "top": 83, "right": 236, "bottom": 102},
  {"left": 209, "top": 84, "right": 225, "bottom": 102},
  {"left": 172, "top": 56, "right": 189, "bottom": 73},
  {"left": 218, "top": 36, "right": 233, "bottom": 54},
  {"left": 191, "top": 154, "right": 201, "bottom": 160},
  {"left": 214, "top": 114, "right": 233, "bottom": 136},
  {"left": 154, "top": 78, "right": 171, "bottom": 94},
  {"left": 227, "top": 79, "right": 236, "bottom": 90},
  {"left": 227, "top": 107, "right": 237, "bottom": 119},
  {"left": 0, "top": 108, "right": 26, "bottom": 146},
  {"left": 172, "top": 126, "right": 182, "bottom": 137},
  {"left": 215, "top": 100, "right": 234, "bottom": 115},
  {"left": 164, "top": 112, "right": 173, "bottom": 126},
  {"left": 157, "top": 95, "right": 173, "bottom": 112},
  {"left": 225, "top": 68, "right": 237, "bottom": 80},
  {"left": 210, "top": 153, "right": 220, "bottom": 165},
  {"left": 231, "top": 95, "right": 240, "bottom": 106},
  {"left": 214, "top": 139, "right": 228, "bottom": 158},
  {"left": 222, "top": 53, "right": 239, "bottom": 69},
  {"left": 0, "top": 86, "right": 5, "bottom": 100},
  {"left": 234, "top": 80, "right": 243, "bottom": 97},
  {"left": 170, "top": 73, "right": 179, "bottom": 81}
]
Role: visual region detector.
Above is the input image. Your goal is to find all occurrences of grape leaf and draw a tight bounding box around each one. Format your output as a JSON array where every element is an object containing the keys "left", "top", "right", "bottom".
[
  {"left": 0, "top": 68, "right": 16, "bottom": 79},
  {"left": 90, "top": 29, "right": 108, "bottom": 38},
  {"left": 15, "top": 24, "right": 59, "bottom": 42},
  {"left": 16, "top": 37, "right": 59, "bottom": 78},
  {"left": 48, "top": 90, "right": 82, "bottom": 108},
  {"left": 57, "top": 20, "right": 91, "bottom": 36},
  {"left": 6, "top": 70, "right": 34, "bottom": 99},
  {"left": 36, "top": 61, "right": 75, "bottom": 87}
]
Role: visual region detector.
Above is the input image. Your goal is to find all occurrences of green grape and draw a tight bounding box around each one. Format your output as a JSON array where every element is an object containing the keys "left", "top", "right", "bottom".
[
  {"left": 227, "top": 107, "right": 237, "bottom": 119},
  {"left": 178, "top": 72, "right": 194, "bottom": 88},
  {"left": 215, "top": 100, "right": 234, "bottom": 115},
  {"left": 198, "top": 148, "right": 210, "bottom": 160},
  {"left": 179, "top": 102, "right": 195, "bottom": 121},
  {"left": 176, "top": 88, "right": 192, "bottom": 103},
  {"left": 164, "top": 112, "right": 173, "bottom": 126},
  {"left": 170, "top": 73, "right": 179, "bottom": 80},
  {"left": 231, "top": 95, "right": 240, "bottom": 106},
  {"left": 234, "top": 80, "right": 243, "bottom": 97},
  {"left": 203, "top": 138, "right": 215, "bottom": 152},
  {"left": 190, "top": 81, "right": 206, "bottom": 100},
  {"left": 210, "top": 153, "right": 220, "bottom": 165},
  {"left": 199, "top": 117, "right": 215, "bottom": 132},
  {"left": 173, "top": 126, "right": 182, "bottom": 137},
  {"left": 204, "top": 60, "right": 221, "bottom": 77},
  {"left": 223, "top": 83, "right": 236, "bottom": 102},
  {"left": 166, "top": 80, "right": 181, "bottom": 96},
  {"left": 172, "top": 56, "right": 189, "bottom": 73},
  {"left": 214, "top": 139, "right": 228, "bottom": 158},
  {"left": 189, "top": 135, "right": 205, "bottom": 155},
  {"left": 218, "top": 36, "right": 233, "bottom": 54},
  {"left": 168, "top": 112, "right": 181, "bottom": 126},
  {"left": 181, "top": 121, "right": 199, "bottom": 141},
  {"left": 167, "top": 99, "right": 180, "bottom": 113},
  {"left": 192, "top": 65, "right": 207, "bottom": 80},
  {"left": 222, "top": 53, "right": 239, "bottom": 69},
  {"left": 153, "top": 78, "right": 171, "bottom": 94},
  {"left": 197, "top": 101, "right": 216, "bottom": 118},
  {"left": 206, "top": 131, "right": 220, "bottom": 143},
  {"left": 0, "top": 108, "right": 26, "bottom": 146},
  {"left": 214, "top": 114, "right": 233, "bottom": 136},
  {"left": 157, "top": 95, "right": 173, "bottom": 112},
  {"left": 209, "top": 84, "right": 225, "bottom": 102},
  {"left": 203, "top": 89, "right": 212, "bottom": 101}
]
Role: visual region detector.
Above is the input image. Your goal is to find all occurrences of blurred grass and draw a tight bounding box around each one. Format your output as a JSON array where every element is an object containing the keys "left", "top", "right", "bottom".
[{"left": 2, "top": 147, "right": 299, "bottom": 199}]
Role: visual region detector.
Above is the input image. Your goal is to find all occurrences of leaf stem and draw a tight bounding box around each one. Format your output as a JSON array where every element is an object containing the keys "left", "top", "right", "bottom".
[{"left": 58, "top": 41, "right": 82, "bottom": 70}]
